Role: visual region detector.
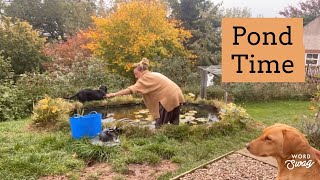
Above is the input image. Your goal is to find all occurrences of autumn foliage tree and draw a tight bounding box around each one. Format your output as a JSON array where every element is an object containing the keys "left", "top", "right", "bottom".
[
  {"left": 279, "top": 0, "right": 320, "bottom": 25},
  {"left": 43, "top": 32, "right": 92, "bottom": 72},
  {"left": 85, "top": 0, "right": 192, "bottom": 75}
]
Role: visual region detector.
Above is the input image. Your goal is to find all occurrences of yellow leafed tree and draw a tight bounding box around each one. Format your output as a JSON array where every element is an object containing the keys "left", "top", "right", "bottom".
[{"left": 85, "top": 0, "right": 192, "bottom": 75}]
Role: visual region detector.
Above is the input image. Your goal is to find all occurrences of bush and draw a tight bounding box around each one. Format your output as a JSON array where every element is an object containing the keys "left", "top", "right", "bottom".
[
  {"left": 0, "top": 54, "right": 13, "bottom": 81},
  {"left": 18, "top": 58, "right": 131, "bottom": 98},
  {"left": 31, "top": 95, "right": 73, "bottom": 130},
  {"left": 57, "top": 58, "right": 122, "bottom": 89},
  {"left": 207, "top": 85, "right": 225, "bottom": 100},
  {"left": 302, "top": 87, "right": 320, "bottom": 148},
  {"left": 153, "top": 56, "right": 199, "bottom": 88},
  {"left": 302, "top": 116, "right": 320, "bottom": 148},
  {"left": 182, "top": 86, "right": 200, "bottom": 98},
  {"left": 0, "top": 54, "right": 30, "bottom": 121},
  {"left": 0, "top": 82, "right": 30, "bottom": 121},
  {"left": 15, "top": 57, "right": 131, "bottom": 115},
  {"left": 219, "top": 103, "right": 251, "bottom": 126},
  {"left": 17, "top": 73, "right": 54, "bottom": 104},
  {"left": 222, "top": 82, "right": 315, "bottom": 102}
]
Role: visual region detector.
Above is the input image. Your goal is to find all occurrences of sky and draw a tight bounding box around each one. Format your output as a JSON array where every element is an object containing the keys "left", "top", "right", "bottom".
[{"left": 220, "top": 0, "right": 302, "bottom": 17}]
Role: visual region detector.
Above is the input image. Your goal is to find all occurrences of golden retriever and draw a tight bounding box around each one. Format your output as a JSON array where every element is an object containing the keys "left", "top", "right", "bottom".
[{"left": 246, "top": 123, "right": 320, "bottom": 180}]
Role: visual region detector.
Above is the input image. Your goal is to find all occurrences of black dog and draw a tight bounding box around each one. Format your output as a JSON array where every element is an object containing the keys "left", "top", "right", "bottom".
[{"left": 65, "top": 85, "right": 108, "bottom": 103}]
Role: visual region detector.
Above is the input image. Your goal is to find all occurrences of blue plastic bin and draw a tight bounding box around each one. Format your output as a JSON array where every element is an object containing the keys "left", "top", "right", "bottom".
[{"left": 69, "top": 111, "right": 102, "bottom": 139}]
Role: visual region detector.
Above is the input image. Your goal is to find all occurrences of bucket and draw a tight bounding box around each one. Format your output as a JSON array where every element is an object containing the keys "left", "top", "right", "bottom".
[{"left": 69, "top": 111, "right": 102, "bottom": 139}]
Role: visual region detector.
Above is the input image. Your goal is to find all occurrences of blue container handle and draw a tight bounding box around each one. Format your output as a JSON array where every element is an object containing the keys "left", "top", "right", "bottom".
[
  {"left": 72, "top": 114, "right": 82, "bottom": 118},
  {"left": 88, "top": 111, "right": 98, "bottom": 115}
]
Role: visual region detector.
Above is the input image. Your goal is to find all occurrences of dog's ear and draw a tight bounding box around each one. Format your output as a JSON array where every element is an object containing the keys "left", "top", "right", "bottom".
[
  {"left": 312, "top": 147, "right": 320, "bottom": 160},
  {"left": 282, "top": 129, "right": 307, "bottom": 158},
  {"left": 100, "top": 85, "right": 108, "bottom": 93}
]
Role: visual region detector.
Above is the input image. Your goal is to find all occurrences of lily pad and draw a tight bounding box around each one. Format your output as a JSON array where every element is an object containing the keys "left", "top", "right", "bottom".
[
  {"left": 138, "top": 109, "right": 149, "bottom": 114},
  {"left": 189, "top": 110, "right": 197, "bottom": 114},
  {"left": 185, "top": 116, "right": 195, "bottom": 121},
  {"left": 133, "top": 112, "right": 140, "bottom": 115},
  {"left": 145, "top": 115, "right": 153, "bottom": 121},
  {"left": 185, "top": 112, "right": 195, "bottom": 116},
  {"left": 195, "top": 118, "right": 208, "bottom": 122},
  {"left": 134, "top": 115, "right": 143, "bottom": 119}
]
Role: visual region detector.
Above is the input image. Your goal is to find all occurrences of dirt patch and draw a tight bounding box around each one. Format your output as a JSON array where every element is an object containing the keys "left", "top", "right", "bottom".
[
  {"left": 123, "top": 160, "right": 178, "bottom": 180},
  {"left": 40, "top": 160, "right": 178, "bottom": 180}
]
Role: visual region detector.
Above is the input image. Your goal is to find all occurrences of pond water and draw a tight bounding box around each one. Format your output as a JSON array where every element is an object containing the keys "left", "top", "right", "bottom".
[{"left": 83, "top": 103, "right": 219, "bottom": 127}]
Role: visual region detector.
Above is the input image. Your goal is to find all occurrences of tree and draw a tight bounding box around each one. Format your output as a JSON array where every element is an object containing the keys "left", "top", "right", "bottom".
[
  {"left": 279, "top": 0, "right": 320, "bottom": 25},
  {"left": 96, "top": 0, "right": 113, "bottom": 17},
  {"left": 43, "top": 32, "right": 92, "bottom": 72},
  {"left": 168, "top": 0, "right": 212, "bottom": 30},
  {"left": 0, "top": 17, "right": 47, "bottom": 74},
  {"left": 85, "top": 0, "right": 192, "bottom": 75},
  {"left": 167, "top": 0, "right": 253, "bottom": 65},
  {"left": 188, "top": 2, "right": 223, "bottom": 65},
  {"left": 224, "top": 7, "right": 252, "bottom": 18},
  {"left": 167, "top": 0, "right": 224, "bottom": 65},
  {"left": 169, "top": 0, "right": 222, "bottom": 66},
  {"left": 4, "top": 0, "right": 95, "bottom": 40},
  {"left": 153, "top": 56, "right": 199, "bottom": 87}
]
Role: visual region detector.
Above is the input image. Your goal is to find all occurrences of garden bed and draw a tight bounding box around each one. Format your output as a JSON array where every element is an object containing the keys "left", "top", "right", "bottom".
[{"left": 172, "top": 152, "right": 277, "bottom": 180}]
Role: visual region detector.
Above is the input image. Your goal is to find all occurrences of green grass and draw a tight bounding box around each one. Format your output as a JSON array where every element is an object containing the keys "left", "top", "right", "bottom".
[
  {"left": 0, "top": 100, "right": 312, "bottom": 180},
  {"left": 243, "top": 100, "right": 310, "bottom": 127},
  {"left": 0, "top": 118, "right": 84, "bottom": 180}
]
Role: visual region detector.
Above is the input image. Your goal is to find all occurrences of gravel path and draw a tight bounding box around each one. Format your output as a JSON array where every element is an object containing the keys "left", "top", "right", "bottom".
[{"left": 180, "top": 153, "right": 277, "bottom": 180}]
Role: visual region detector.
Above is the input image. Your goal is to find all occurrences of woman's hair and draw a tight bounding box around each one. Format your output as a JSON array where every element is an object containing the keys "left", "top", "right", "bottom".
[{"left": 134, "top": 58, "right": 149, "bottom": 71}]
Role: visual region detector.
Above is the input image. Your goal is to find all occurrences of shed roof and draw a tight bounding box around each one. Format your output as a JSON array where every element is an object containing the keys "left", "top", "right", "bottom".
[{"left": 198, "top": 65, "right": 222, "bottom": 75}]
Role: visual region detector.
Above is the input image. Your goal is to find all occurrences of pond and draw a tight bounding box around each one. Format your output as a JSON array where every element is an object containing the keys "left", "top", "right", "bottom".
[{"left": 83, "top": 103, "right": 219, "bottom": 128}]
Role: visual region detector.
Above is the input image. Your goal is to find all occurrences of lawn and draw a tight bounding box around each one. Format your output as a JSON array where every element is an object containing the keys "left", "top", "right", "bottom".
[
  {"left": 0, "top": 119, "right": 83, "bottom": 180},
  {"left": 243, "top": 100, "right": 310, "bottom": 127},
  {"left": 0, "top": 100, "right": 311, "bottom": 180}
]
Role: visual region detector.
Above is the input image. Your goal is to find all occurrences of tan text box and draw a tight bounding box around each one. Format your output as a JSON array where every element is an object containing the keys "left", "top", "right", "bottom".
[{"left": 222, "top": 18, "right": 305, "bottom": 82}]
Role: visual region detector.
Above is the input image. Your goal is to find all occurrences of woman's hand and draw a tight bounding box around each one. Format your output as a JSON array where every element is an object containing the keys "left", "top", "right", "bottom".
[
  {"left": 106, "top": 93, "right": 116, "bottom": 98},
  {"left": 106, "top": 89, "right": 130, "bottom": 98}
]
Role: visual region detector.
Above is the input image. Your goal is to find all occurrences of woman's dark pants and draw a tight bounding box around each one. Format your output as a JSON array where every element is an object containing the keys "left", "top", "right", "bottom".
[{"left": 155, "top": 103, "right": 181, "bottom": 128}]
